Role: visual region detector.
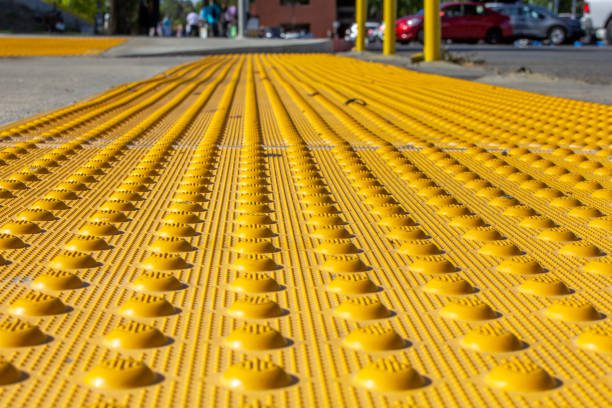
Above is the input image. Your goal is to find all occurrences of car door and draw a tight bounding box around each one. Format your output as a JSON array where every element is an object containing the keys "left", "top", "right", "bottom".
[
  {"left": 441, "top": 4, "right": 464, "bottom": 39},
  {"left": 524, "top": 6, "right": 547, "bottom": 37},
  {"left": 462, "top": 4, "right": 488, "bottom": 39},
  {"left": 510, "top": 6, "right": 528, "bottom": 37}
]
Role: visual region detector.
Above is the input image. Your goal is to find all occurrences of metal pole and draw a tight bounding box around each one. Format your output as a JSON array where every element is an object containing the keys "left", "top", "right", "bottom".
[
  {"left": 355, "top": 0, "right": 366, "bottom": 52},
  {"left": 424, "top": 0, "right": 441, "bottom": 61},
  {"left": 383, "top": 0, "right": 396, "bottom": 55},
  {"left": 237, "top": 0, "right": 245, "bottom": 39}
]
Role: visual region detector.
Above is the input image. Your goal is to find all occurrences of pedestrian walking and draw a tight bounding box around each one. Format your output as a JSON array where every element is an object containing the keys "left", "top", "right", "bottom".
[
  {"left": 202, "top": 1, "right": 221, "bottom": 38},
  {"left": 186, "top": 11, "right": 200, "bottom": 37},
  {"left": 220, "top": 2, "right": 229, "bottom": 37},
  {"left": 162, "top": 16, "right": 171, "bottom": 37}
]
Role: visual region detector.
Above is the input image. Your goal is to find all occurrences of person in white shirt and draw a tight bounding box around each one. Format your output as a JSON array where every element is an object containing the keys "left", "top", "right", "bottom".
[{"left": 186, "top": 11, "right": 200, "bottom": 37}]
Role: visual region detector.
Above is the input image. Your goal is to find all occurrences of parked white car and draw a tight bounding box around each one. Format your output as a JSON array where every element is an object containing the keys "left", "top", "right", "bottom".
[{"left": 582, "top": 0, "right": 612, "bottom": 43}]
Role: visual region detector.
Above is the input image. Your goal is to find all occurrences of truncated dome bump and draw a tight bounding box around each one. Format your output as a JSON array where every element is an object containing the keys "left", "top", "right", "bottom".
[
  {"left": 519, "top": 216, "right": 557, "bottom": 229},
  {"left": 307, "top": 215, "right": 347, "bottom": 227},
  {"left": 485, "top": 360, "right": 557, "bottom": 392},
  {"left": 0, "top": 317, "right": 47, "bottom": 347},
  {"left": 46, "top": 190, "right": 80, "bottom": 201},
  {"left": 103, "top": 321, "right": 168, "bottom": 349},
  {"left": 32, "top": 270, "right": 84, "bottom": 291},
  {"left": 321, "top": 257, "right": 372, "bottom": 273},
  {"left": 233, "top": 240, "right": 280, "bottom": 255},
  {"left": 131, "top": 271, "right": 183, "bottom": 292},
  {"left": 236, "top": 214, "right": 275, "bottom": 226},
  {"left": 168, "top": 201, "right": 206, "bottom": 213},
  {"left": 449, "top": 215, "right": 486, "bottom": 228},
  {"left": 559, "top": 242, "right": 604, "bottom": 258},
  {"left": 0, "top": 357, "right": 22, "bottom": 385},
  {"left": 228, "top": 296, "right": 284, "bottom": 319},
  {"left": 85, "top": 356, "right": 158, "bottom": 389},
  {"left": 478, "top": 241, "right": 522, "bottom": 257},
  {"left": 437, "top": 205, "right": 471, "bottom": 217},
  {"left": 149, "top": 236, "right": 195, "bottom": 253},
  {"left": 109, "top": 191, "right": 144, "bottom": 202},
  {"left": 140, "top": 253, "right": 190, "bottom": 270},
  {"left": 440, "top": 298, "right": 497, "bottom": 321},
  {"left": 221, "top": 359, "right": 293, "bottom": 390},
  {"left": 78, "top": 222, "right": 121, "bottom": 236},
  {"left": 409, "top": 257, "right": 456, "bottom": 274},
  {"left": 224, "top": 323, "right": 288, "bottom": 350},
  {"left": 64, "top": 236, "right": 111, "bottom": 252},
  {"left": 9, "top": 291, "right": 68, "bottom": 316},
  {"left": 229, "top": 273, "right": 281, "bottom": 293},
  {"left": 497, "top": 256, "right": 544, "bottom": 274},
  {"left": 354, "top": 357, "right": 426, "bottom": 391},
  {"left": 582, "top": 258, "right": 612, "bottom": 275},
  {"left": 576, "top": 324, "right": 612, "bottom": 353},
  {"left": 89, "top": 210, "right": 129, "bottom": 223},
  {"left": 100, "top": 200, "right": 137, "bottom": 212},
  {"left": 119, "top": 294, "right": 176, "bottom": 318},
  {"left": 157, "top": 222, "right": 199, "bottom": 238},
  {"left": 49, "top": 251, "right": 100, "bottom": 270},
  {"left": 316, "top": 240, "right": 362, "bottom": 255},
  {"left": 0, "top": 220, "right": 43, "bottom": 235},
  {"left": 310, "top": 227, "right": 354, "bottom": 240},
  {"left": 518, "top": 276, "right": 571, "bottom": 296},
  {"left": 423, "top": 275, "right": 475, "bottom": 295},
  {"left": 460, "top": 326, "right": 523, "bottom": 353},
  {"left": 378, "top": 215, "right": 418, "bottom": 227},
  {"left": 231, "top": 256, "right": 283, "bottom": 272},
  {"left": 31, "top": 198, "right": 70, "bottom": 211},
  {"left": 398, "top": 240, "right": 443, "bottom": 256},
  {"left": 463, "top": 227, "right": 504, "bottom": 241},
  {"left": 327, "top": 273, "right": 379, "bottom": 294},
  {"left": 15, "top": 208, "right": 57, "bottom": 222},
  {"left": 343, "top": 325, "right": 406, "bottom": 351},
  {"left": 489, "top": 197, "right": 519, "bottom": 208},
  {"left": 0, "top": 234, "right": 27, "bottom": 249},
  {"left": 163, "top": 211, "right": 203, "bottom": 224},
  {"left": 387, "top": 227, "right": 428, "bottom": 241},
  {"left": 544, "top": 299, "right": 603, "bottom": 322},
  {"left": 334, "top": 296, "right": 392, "bottom": 320},
  {"left": 568, "top": 206, "right": 603, "bottom": 219}
]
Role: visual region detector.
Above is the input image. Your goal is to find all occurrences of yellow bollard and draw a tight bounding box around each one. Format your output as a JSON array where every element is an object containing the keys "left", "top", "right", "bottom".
[
  {"left": 383, "top": 0, "right": 396, "bottom": 55},
  {"left": 355, "top": 0, "right": 366, "bottom": 52},
  {"left": 424, "top": 0, "right": 441, "bottom": 61}
]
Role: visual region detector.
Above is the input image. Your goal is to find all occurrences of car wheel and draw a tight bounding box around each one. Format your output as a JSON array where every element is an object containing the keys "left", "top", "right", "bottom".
[
  {"left": 606, "top": 19, "right": 612, "bottom": 44},
  {"left": 547, "top": 26, "right": 566, "bottom": 45},
  {"left": 485, "top": 28, "right": 502, "bottom": 44}
]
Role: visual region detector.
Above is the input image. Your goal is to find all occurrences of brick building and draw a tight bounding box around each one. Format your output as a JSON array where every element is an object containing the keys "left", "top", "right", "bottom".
[{"left": 253, "top": 0, "right": 355, "bottom": 38}]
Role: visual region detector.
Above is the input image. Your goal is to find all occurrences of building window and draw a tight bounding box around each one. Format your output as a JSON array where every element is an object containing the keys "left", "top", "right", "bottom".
[{"left": 280, "top": 0, "right": 310, "bottom": 5}]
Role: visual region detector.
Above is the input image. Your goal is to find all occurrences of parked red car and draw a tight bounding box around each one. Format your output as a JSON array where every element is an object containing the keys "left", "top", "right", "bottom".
[{"left": 396, "top": 2, "right": 513, "bottom": 44}]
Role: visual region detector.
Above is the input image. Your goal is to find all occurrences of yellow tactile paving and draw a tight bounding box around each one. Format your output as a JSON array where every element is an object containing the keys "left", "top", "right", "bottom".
[
  {"left": 0, "top": 37, "right": 126, "bottom": 56},
  {"left": 0, "top": 54, "right": 609, "bottom": 408}
]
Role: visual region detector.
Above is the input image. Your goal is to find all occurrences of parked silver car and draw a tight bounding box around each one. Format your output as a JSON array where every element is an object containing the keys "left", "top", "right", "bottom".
[
  {"left": 486, "top": 3, "right": 580, "bottom": 44},
  {"left": 345, "top": 22, "right": 382, "bottom": 44}
]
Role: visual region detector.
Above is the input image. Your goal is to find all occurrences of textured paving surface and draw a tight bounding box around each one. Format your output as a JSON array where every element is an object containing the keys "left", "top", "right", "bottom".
[
  {"left": 0, "top": 37, "right": 126, "bottom": 56},
  {"left": 0, "top": 54, "right": 609, "bottom": 408}
]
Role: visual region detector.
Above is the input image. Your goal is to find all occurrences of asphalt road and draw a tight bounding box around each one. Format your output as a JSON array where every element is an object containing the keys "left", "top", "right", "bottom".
[{"left": 368, "top": 43, "right": 612, "bottom": 85}]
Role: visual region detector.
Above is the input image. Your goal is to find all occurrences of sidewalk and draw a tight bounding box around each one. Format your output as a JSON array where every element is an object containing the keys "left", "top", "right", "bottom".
[{"left": 104, "top": 37, "right": 333, "bottom": 57}]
